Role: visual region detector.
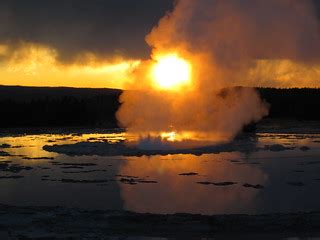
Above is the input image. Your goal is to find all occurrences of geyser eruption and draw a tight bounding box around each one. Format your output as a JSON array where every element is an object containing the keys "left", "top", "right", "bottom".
[{"left": 117, "top": 0, "right": 320, "bottom": 148}]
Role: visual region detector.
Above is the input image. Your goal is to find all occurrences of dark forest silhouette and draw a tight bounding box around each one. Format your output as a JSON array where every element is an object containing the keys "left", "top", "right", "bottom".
[
  {"left": 0, "top": 86, "right": 121, "bottom": 128},
  {"left": 0, "top": 86, "right": 319, "bottom": 128}
]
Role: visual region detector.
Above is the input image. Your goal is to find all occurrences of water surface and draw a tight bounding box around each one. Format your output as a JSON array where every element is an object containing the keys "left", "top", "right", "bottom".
[{"left": 0, "top": 131, "right": 320, "bottom": 214}]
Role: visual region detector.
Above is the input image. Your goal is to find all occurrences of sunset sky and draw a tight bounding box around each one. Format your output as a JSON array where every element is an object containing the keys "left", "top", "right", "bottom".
[
  {"left": 0, "top": 0, "right": 320, "bottom": 89},
  {"left": 0, "top": 0, "right": 172, "bottom": 89}
]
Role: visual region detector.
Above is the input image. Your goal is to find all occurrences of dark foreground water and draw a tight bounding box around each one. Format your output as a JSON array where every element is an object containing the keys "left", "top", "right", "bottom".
[{"left": 0, "top": 128, "right": 320, "bottom": 215}]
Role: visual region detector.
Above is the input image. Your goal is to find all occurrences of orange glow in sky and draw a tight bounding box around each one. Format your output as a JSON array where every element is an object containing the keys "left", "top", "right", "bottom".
[
  {"left": 151, "top": 54, "right": 192, "bottom": 90},
  {"left": 0, "top": 43, "right": 140, "bottom": 89},
  {"left": 1, "top": 43, "right": 320, "bottom": 89}
]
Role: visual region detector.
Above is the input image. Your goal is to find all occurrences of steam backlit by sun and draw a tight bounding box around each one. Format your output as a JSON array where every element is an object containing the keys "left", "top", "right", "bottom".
[
  {"left": 117, "top": 0, "right": 320, "bottom": 149},
  {"left": 152, "top": 54, "right": 192, "bottom": 90}
]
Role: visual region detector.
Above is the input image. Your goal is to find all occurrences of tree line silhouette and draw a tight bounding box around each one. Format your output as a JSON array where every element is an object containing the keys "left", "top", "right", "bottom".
[
  {"left": 0, "top": 86, "right": 121, "bottom": 128},
  {"left": 0, "top": 86, "right": 319, "bottom": 128},
  {"left": 259, "top": 88, "right": 320, "bottom": 120}
]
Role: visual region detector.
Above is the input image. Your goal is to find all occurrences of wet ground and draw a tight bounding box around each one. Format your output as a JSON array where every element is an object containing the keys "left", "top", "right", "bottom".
[
  {"left": 0, "top": 122, "right": 320, "bottom": 215},
  {"left": 1, "top": 121, "right": 320, "bottom": 239},
  {"left": 0, "top": 204, "right": 320, "bottom": 239}
]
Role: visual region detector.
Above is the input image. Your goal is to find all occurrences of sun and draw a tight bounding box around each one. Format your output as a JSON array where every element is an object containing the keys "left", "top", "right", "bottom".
[{"left": 152, "top": 54, "right": 192, "bottom": 90}]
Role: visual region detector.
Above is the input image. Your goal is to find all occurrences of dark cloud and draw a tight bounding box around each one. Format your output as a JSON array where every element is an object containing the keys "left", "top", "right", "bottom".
[
  {"left": 315, "top": 0, "right": 320, "bottom": 18},
  {"left": 0, "top": 0, "right": 319, "bottom": 62},
  {"left": 0, "top": 0, "right": 173, "bottom": 61}
]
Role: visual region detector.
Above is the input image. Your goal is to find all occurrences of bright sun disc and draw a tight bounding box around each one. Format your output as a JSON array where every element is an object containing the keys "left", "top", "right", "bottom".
[{"left": 152, "top": 54, "right": 192, "bottom": 90}]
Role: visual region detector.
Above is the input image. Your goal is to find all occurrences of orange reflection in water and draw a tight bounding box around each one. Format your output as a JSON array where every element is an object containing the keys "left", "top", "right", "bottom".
[
  {"left": 0, "top": 133, "right": 126, "bottom": 161},
  {"left": 119, "top": 153, "right": 268, "bottom": 214}
]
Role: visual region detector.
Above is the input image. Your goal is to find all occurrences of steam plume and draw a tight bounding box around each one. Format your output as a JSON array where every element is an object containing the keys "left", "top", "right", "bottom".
[{"left": 117, "top": 0, "right": 320, "bottom": 146}]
